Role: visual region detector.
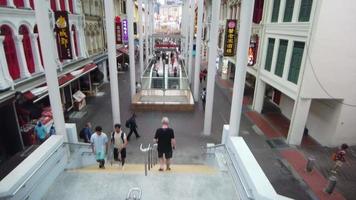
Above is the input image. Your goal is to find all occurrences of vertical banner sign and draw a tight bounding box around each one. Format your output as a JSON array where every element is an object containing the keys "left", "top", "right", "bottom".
[
  {"left": 54, "top": 11, "right": 72, "bottom": 59},
  {"left": 116, "top": 21, "right": 122, "bottom": 44},
  {"left": 122, "top": 19, "right": 128, "bottom": 42},
  {"left": 223, "top": 19, "right": 237, "bottom": 57}
]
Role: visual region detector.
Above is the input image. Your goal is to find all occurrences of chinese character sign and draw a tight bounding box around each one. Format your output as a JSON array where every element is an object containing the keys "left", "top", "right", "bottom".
[
  {"left": 116, "top": 22, "right": 122, "bottom": 44},
  {"left": 224, "top": 19, "right": 237, "bottom": 57},
  {"left": 54, "top": 11, "right": 72, "bottom": 59},
  {"left": 122, "top": 19, "right": 128, "bottom": 42}
]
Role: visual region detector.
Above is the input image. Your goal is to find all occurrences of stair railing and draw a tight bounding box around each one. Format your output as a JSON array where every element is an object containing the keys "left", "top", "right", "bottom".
[{"left": 140, "top": 143, "right": 158, "bottom": 176}]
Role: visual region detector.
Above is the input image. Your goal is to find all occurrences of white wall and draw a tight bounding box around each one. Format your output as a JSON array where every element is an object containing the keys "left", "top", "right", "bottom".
[
  {"left": 279, "top": 93, "right": 294, "bottom": 120},
  {"left": 333, "top": 106, "right": 356, "bottom": 146},
  {"left": 305, "top": 99, "right": 341, "bottom": 146}
]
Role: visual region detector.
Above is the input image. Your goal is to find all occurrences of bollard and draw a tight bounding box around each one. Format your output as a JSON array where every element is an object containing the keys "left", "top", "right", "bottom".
[
  {"left": 306, "top": 157, "right": 315, "bottom": 172},
  {"left": 148, "top": 150, "right": 151, "bottom": 170},
  {"left": 324, "top": 176, "right": 337, "bottom": 194}
]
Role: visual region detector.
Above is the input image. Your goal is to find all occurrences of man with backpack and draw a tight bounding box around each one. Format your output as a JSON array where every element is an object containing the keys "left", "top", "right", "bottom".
[
  {"left": 80, "top": 122, "right": 93, "bottom": 143},
  {"left": 111, "top": 124, "right": 128, "bottom": 169},
  {"left": 126, "top": 113, "right": 140, "bottom": 141}
]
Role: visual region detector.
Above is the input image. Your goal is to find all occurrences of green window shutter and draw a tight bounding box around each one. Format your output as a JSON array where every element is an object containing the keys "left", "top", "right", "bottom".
[
  {"left": 274, "top": 40, "right": 288, "bottom": 77},
  {"left": 288, "top": 42, "right": 305, "bottom": 84},
  {"left": 283, "top": 0, "right": 295, "bottom": 22},
  {"left": 265, "top": 38, "right": 275, "bottom": 71},
  {"left": 298, "top": 0, "right": 313, "bottom": 22},
  {"left": 271, "top": 0, "right": 281, "bottom": 22}
]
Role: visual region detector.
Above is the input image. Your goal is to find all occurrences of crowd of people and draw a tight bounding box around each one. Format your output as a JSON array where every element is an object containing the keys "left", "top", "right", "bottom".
[{"left": 81, "top": 115, "right": 175, "bottom": 171}]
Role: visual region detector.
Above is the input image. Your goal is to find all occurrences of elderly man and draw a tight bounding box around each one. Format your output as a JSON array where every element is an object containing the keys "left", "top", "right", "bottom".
[{"left": 154, "top": 117, "right": 176, "bottom": 171}]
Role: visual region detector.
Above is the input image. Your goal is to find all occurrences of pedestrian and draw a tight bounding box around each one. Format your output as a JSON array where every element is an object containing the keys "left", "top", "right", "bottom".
[
  {"left": 90, "top": 126, "right": 108, "bottom": 169},
  {"left": 331, "top": 143, "right": 349, "bottom": 174},
  {"left": 34, "top": 121, "right": 47, "bottom": 144},
  {"left": 111, "top": 124, "right": 128, "bottom": 169},
  {"left": 201, "top": 88, "right": 206, "bottom": 110},
  {"left": 126, "top": 113, "right": 140, "bottom": 140},
  {"left": 154, "top": 117, "right": 176, "bottom": 171},
  {"left": 80, "top": 122, "right": 93, "bottom": 143}
]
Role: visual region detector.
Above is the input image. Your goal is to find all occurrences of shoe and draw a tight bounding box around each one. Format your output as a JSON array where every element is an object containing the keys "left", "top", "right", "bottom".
[
  {"left": 158, "top": 168, "right": 164, "bottom": 171},
  {"left": 166, "top": 167, "right": 171, "bottom": 171},
  {"left": 121, "top": 165, "right": 125, "bottom": 170},
  {"left": 136, "top": 135, "right": 141, "bottom": 139}
]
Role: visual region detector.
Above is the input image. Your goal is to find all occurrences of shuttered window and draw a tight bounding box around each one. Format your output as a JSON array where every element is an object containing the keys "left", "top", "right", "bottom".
[
  {"left": 274, "top": 40, "right": 288, "bottom": 77},
  {"left": 298, "top": 0, "right": 313, "bottom": 22},
  {"left": 264, "top": 38, "right": 275, "bottom": 71},
  {"left": 271, "top": 0, "right": 281, "bottom": 22},
  {"left": 288, "top": 42, "right": 305, "bottom": 84},
  {"left": 283, "top": 0, "right": 294, "bottom": 22}
]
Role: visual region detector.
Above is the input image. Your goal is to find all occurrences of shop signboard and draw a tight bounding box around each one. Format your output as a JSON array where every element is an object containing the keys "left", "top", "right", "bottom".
[
  {"left": 223, "top": 19, "right": 237, "bottom": 57},
  {"left": 54, "top": 11, "right": 72, "bottom": 59},
  {"left": 122, "top": 19, "right": 128, "bottom": 42},
  {"left": 116, "top": 21, "right": 123, "bottom": 44}
]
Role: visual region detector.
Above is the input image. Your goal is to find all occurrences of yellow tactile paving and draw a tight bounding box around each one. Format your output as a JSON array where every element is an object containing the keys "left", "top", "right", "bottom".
[{"left": 67, "top": 164, "right": 218, "bottom": 174}]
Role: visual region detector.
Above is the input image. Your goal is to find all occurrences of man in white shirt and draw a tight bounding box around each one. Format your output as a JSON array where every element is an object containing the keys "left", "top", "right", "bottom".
[
  {"left": 111, "top": 124, "right": 128, "bottom": 168},
  {"left": 90, "top": 126, "right": 108, "bottom": 169}
]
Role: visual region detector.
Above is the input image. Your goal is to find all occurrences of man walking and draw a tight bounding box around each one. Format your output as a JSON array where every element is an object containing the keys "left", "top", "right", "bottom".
[
  {"left": 111, "top": 124, "right": 128, "bottom": 169},
  {"left": 90, "top": 126, "right": 108, "bottom": 169},
  {"left": 126, "top": 113, "right": 140, "bottom": 140},
  {"left": 154, "top": 117, "right": 176, "bottom": 171},
  {"left": 80, "top": 122, "right": 93, "bottom": 143}
]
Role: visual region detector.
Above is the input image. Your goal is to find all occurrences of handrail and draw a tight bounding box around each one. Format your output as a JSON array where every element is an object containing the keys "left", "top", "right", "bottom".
[
  {"left": 140, "top": 143, "right": 157, "bottom": 176},
  {"left": 63, "top": 142, "right": 91, "bottom": 147},
  {"left": 204, "top": 144, "right": 254, "bottom": 199}
]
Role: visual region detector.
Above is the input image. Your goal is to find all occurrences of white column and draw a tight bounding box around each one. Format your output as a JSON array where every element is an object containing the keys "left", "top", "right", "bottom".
[
  {"left": 34, "top": 0, "right": 67, "bottom": 140},
  {"left": 30, "top": 34, "right": 44, "bottom": 73},
  {"left": 278, "top": 0, "right": 286, "bottom": 23},
  {"left": 104, "top": 0, "right": 121, "bottom": 124},
  {"left": 70, "top": 31, "right": 77, "bottom": 60},
  {"left": 14, "top": 35, "right": 31, "bottom": 78},
  {"left": 65, "top": 0, "right": 70, "bottom": 12},
  {"left": 187, "top": 0, "right": 195, "bottom": 83},
  {"left": 55, "top": 0, "right": 61, "bottom": 10},
  {"left": 203, "top": 0, "right": 221, "bottom": 136},
  {"left": 0, "top": 36, "right": 14, "bottom": 89},
  {"left": 75, "top": 30, "right": 83, "bottom": 58},
  {"left": 144, "top": 0, "right": 149, "bottom": 67},
  {"left": 229, "top": 0, "right": 255, "bottom": 136},
  {"left": 24, "top": 0, "right": 31, "bottom": 8},
  {"left": 6, "top": 0, "right": 15, "bottom": 7},
  {"left": 252, "top": 79, "right": 266, "bottom": 113},
  {"left": 150, "top": 2, "right": 154, "bottom": 56},
  {"left": 53, "top": 32, "right": 62, "bottom": 70},
  {"left": 73, "top": 0, "right": 78, "bottom": 14},
  {"left": 193, "top": 0, "right": 204, "bottom": 101},
  {"left": 127, "top": 0, "right": 136, "bottom": 100},
  {"left": 292, "top": 0, "right": 301, "bottom": 22},
  {"left": 286, "top": 98, "right": 312, "bottom": 145},
  {"left": 102, "top": 60, "right": 108, "bottom": 83},
  {"left": 138, "top": 0, "right": 144, "bottom": 75}
]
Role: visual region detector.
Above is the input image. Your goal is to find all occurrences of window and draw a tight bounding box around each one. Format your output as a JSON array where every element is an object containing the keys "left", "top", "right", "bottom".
[
  {"left": 50, "top": 0, "right": 56, "bottom": 11},
  {"left": 29, "top": 0, "right": 34, "bottom": 9},
  {"left": 264, "top": 38, "right": 275, "bottom": 71},
  {"left": 253, "top": 0, "right": 264, "bottom": 24},
  {"left": 283, "top": 0, "right": 294, "bottom": 22},
  {"left": 69, "top": 0, "right": 73, "bottom": 13},
  {"left": 0, "top": 0, "right": 7, "bottom": 6},
  {"left": 1, "top": 25, "right": 20, "bottom": 80},
  {"left": 122, "top": 0, "right": 126, "bottom": 14},
  {"left": 298, "top": 0, "right": 313, "bottom": 22},
  {"left": 60, "top": 0, "right": 65, "bottom": 11},
  {"left": 288, "top": 42, "right": 305, "bottom": 84},
  {"left": 274, "top": 40, "right": 288, "bottom": 77},
  {"left": 271, "top": 0, "right": 280, "bottom": 22},
  {"left": 13, "top": 0, "right": 24, "bottom": 8},
  {"left": 19, "top": 25, "right": 35, "bottom": 74}
]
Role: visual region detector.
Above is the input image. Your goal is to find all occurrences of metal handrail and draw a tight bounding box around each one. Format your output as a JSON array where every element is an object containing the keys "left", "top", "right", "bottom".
[
  {"left": 205, "top": 144, "right": 254, "bottom": 199},
  {"left": 140, "top": 143, "right": 157, "bottom": 176},
  {"left": 63, "top": 142, "right": 91, "bottom": 147}
]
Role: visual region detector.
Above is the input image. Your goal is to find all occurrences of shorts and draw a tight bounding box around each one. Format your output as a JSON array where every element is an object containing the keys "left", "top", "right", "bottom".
[
  {"left": 158, "top": 151, "right": 172, "bottom": 159},
  {"left": 114, "top": 148, "right": 126, "bottom": 160},
  {"left": 95, "top": 151, "right": 105, "bottom": 161}
]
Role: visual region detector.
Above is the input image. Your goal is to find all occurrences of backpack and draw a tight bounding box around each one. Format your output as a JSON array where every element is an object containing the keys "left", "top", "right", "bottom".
[
  {"left": 79, "top": 128, "right": 86, "bottom": 139},
  {"left": 111, "top": 131, "right": 125, "bottom": 144},
  {"left": 125, "top": 119, "right": 130, "bottom": 128}
]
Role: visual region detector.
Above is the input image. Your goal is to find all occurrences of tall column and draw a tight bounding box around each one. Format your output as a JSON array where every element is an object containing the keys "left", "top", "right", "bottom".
[
  {"left": 30, "top": 34, "right": 44, "bottom": 73},
  {"left": 0, "top": 36, "right": 14, "bottom": 89},
  {"left": 70, "top": 31, "right": 77, "bottom": 60},
  {"left": 144, "top": 0, "right": 149, "bottom": 67},
  {"left": 24, "top": 0, "right": 31, "bottom": 8},
  {"left": 252, "top": 79, "right": 266, "bottom": 113},
  {"left": 55, "top": 0, "right": 61, "bottom": 10},
  {"left": 34, "top": 0, "right": 67, "bottom": 140},
  {"left": 104, "top": 0, "right": 121, "bottom": 124},
  {"left": 14, "top": 35, "right": 31, "bottom": 78},
  {"left": 229, "top": 0, "right": 255, "bottom": 136},
  {"left": 138, "top": 0, "right": 144, "bottom": 75},
  {"left": 65, "top": 0, "right": 70, "bottom": 12},
  {"left": 102, "top": 60, "right": 108, "bottom": 83},
  {"left": 75, "top": 30, "right": 83, "bottom": 58},
  {"left": 187, "top": 0, "right": 195, "bottom": 83},
  {"left": 6, "top": 0, "right": 15, "bottom": 7},
  {"left": 127, "top": 0, "right": 136, "bottom": 100},
  {"left": 52, "top": 32, "right": 62, "bottom": 70},
  {"left": 193, "top": 0, "right": 204, "bottom": 101},
  {"left": 286, "top": 98, "right": 312, "bottom": 145},
  {"left": 72, "top": 0, "right": 78, "bottom": 14},
  {"left": 203, "top": 0, "right": 221, "bottom": 136}
]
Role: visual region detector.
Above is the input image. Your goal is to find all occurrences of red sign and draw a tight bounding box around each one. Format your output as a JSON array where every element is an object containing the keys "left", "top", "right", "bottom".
[
  {"left": 54, "top": 11, "right": 72, "bottom": 59},
  {"left": 224, "top": 19, "right": 237, "bottom": 57},
  {"left": 116, "top": 22, "right": 123, "bottom": 44}
]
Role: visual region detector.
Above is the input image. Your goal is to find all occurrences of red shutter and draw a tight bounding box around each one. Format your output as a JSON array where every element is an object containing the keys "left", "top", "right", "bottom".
[
  {"left": 253, "top": 0, "right": 264, "bottom": 24},
  {"left": 0, "top": 0, "right": 7, "bottom": 6},
  {"left": 34, "top": 25, "right": 44, "bottom": 66},
  {"left": 23, "top": 35, "right": 35, "bottom": 73},
  {"left": 13, "top": 0, "right": 24, "bottom": 8},
  {"left": 50, "top": 0, "right": 56, "bottom": 11},
  {"left": 1, "top": 26, "right": 20, "bottom": 80},
  {"left": 69, "top": 0, "right": 73, "bottom": 13},
  {"left": 29, "top": 0, "right": 34, "bottom": 9},
  {"left": 73, "top": 30, "right": 78, "bottom": 56},
  {"left": 60, "top": 0, "right": 65, "bottom": 11}
]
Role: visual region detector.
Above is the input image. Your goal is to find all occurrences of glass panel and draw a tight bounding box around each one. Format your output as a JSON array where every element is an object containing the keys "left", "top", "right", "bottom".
[
  {"left": 271, "top": 0, "right": 281, "bottom": 22},
  {"left": 264, "top": 38, "right": 275, "bottom": 71},
  {"left": 298, "top": 0, "right": 313, "bottom": 22},
  {"left": 283, "top": 0, "right": 294, "bottom": 22},
  {"left": 288, "top": 42, "right": 305, "bottom": 84},
  {"left": 274, "top": 40, "right": 288, "bottom": 77}
]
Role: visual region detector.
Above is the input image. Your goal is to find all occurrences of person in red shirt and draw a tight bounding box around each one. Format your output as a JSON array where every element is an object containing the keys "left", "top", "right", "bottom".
[{"left": 331, "top": 143, "right": 349, "bottom": 174}]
